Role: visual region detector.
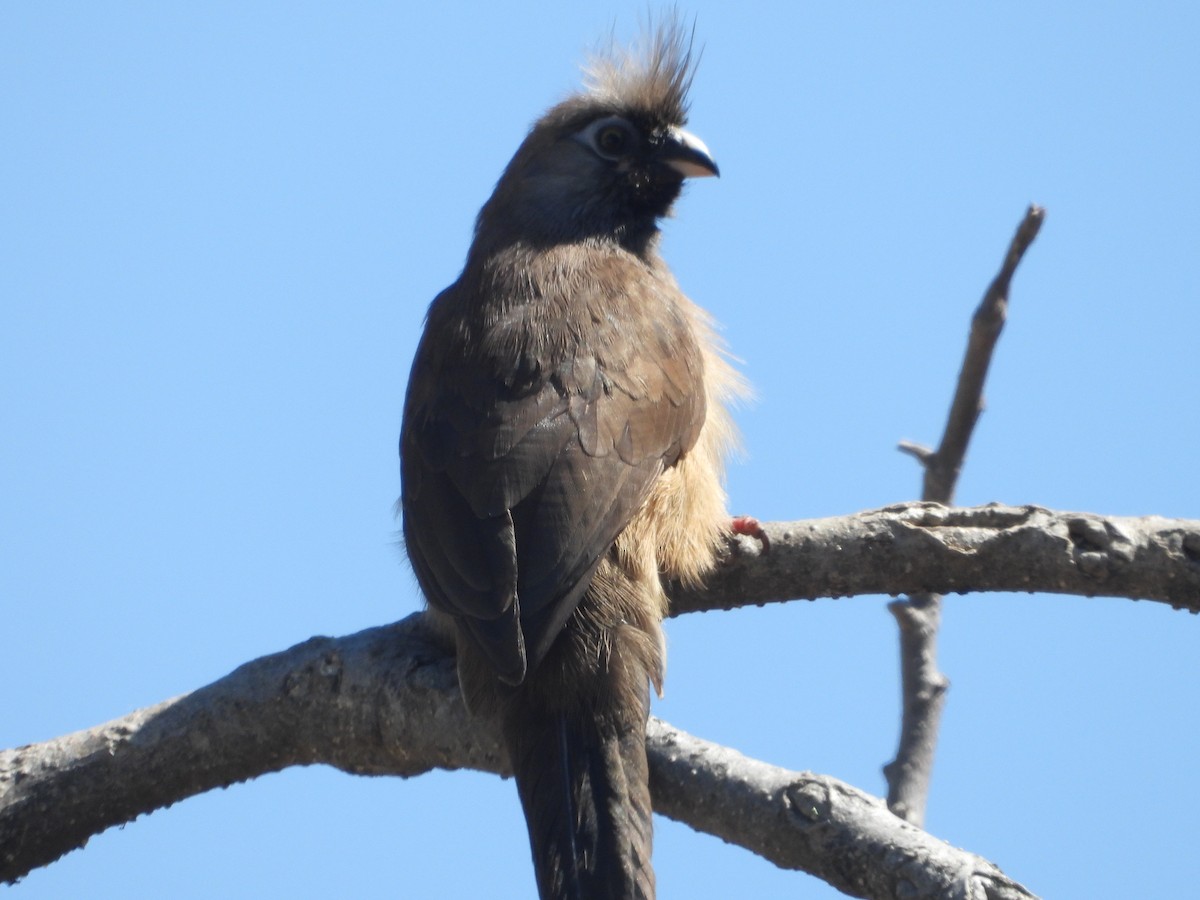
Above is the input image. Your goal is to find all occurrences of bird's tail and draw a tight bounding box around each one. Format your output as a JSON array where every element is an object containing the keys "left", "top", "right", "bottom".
[{"left": 502, "top": 636, "right": 656, "bottom": 900}]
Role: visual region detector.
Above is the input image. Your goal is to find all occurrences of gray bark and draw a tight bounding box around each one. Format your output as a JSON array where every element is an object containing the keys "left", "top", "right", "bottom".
[{"left": 6, "top": 501, "right": 1198, "bottom": 896}]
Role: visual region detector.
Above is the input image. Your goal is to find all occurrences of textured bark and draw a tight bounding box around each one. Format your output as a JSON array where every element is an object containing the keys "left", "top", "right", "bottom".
[
  {"left": 0, "top": 618, "right": 506, "bottom": 883},
  {"left": 5, "top": 503, "right": 1197, "bottom": 895},
  {"left": 1, "top": 612, "right": 1039, "bottom": 899},
  {"left": 672, "top": 503, "right": 1200, "bottom": 615},
  {"left": 648, "top": 722, "right": 1035, "bottom": 899}
]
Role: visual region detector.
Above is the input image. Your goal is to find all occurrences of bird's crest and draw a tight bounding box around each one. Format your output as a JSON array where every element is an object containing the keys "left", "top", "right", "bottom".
[{"left": 583, "top": 15, "right": 698, "bottom": 126}]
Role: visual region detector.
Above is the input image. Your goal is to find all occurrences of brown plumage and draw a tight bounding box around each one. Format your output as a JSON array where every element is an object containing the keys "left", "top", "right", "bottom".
[{"left": 400, "top": 18, "right": 742, "bottom": 899}]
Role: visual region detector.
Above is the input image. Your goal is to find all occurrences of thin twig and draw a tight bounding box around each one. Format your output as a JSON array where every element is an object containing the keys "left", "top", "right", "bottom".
[{"left": 883, "top": 206, "right": 1045, "bottom": 825}]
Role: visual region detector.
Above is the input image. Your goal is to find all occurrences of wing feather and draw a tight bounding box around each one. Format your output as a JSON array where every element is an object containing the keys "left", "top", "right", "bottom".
[{"left": 401, "top": 264, "right": 706, "bottom": 680}]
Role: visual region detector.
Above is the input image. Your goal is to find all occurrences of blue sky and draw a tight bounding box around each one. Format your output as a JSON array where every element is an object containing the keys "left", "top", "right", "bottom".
[{"left": 3, "top": 3, "right": 1198, "bottom": 898}]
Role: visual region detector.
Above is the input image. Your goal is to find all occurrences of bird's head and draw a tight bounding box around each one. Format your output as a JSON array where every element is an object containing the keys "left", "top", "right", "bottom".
[{"left": 472, "top": 18, "right": 717, "bottom": 254}]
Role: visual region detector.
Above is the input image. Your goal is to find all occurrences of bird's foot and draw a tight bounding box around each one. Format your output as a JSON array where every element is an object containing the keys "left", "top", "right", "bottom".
[{"left": 730, "top": 515, "right": 769, "bottom": 552}]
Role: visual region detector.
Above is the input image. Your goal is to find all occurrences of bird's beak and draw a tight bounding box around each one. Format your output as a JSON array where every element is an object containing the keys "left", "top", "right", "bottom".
[{"left": 661, "top": 127, "right": 719, "bottom": 179}]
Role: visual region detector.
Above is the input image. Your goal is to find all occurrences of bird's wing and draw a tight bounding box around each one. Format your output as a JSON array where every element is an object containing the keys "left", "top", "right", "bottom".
[{"left": 401, "top": 278, "right": 705, "bottom": 683}]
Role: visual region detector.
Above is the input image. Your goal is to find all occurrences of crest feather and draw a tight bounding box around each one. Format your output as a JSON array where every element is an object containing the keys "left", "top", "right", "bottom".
[{"left": 584, "top": 15, "right": 698, "bottom": 125}]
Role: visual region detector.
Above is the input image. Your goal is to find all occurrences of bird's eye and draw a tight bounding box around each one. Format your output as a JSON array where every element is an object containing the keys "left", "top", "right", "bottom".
[
  {"left": 596, "top": 125, "right": 628, "bottom": 156},
  {"left": 583, "top": 117, "right": 636, "bottom": 160}
]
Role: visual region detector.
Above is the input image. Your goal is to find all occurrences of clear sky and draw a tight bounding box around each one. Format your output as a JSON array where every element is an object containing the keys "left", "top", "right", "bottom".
[{"left": 3, "top": 3, "right": 1198, "bottom": 898}]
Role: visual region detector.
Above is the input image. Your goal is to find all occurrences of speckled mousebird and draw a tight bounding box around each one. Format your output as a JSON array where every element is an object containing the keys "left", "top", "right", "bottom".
[{"left": 400, "top": 18, "right": 747, "bottom": 899}]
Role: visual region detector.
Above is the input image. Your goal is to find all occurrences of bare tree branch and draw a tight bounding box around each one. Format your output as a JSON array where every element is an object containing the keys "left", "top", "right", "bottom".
[
  {"left": 4, "top": 501, "right": 1195, "bottom": 897},
  {"left": 919, "top": 205, "right": 1046, "bottom": 503},
  {"left": 671, "top": 504, "right": 1200, "bottom": 615},
  {"left": 0, "top": 617, "right": 500, "bottom": 885},
  {"left": 886, "top": 205, "right": 1046, "bottom": 826},
  {"left": 649, "top": 722, "right": 1036, "bottom": 899},
  {"left": 1, "top": 611, "right": 1037, "bottom": 899},
  {"left": 4, "top": 503, "right": 1196, "bottom": 892}
]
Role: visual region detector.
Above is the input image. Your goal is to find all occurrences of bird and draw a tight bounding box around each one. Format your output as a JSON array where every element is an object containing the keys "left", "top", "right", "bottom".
[{"left": 400, "top": 17, "right": 744, "bottom": 899}]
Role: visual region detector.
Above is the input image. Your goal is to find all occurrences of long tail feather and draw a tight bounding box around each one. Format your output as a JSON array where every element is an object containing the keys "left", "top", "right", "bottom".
[{"left": 503, "top": 665, "right": 655, "bottom": 900}]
